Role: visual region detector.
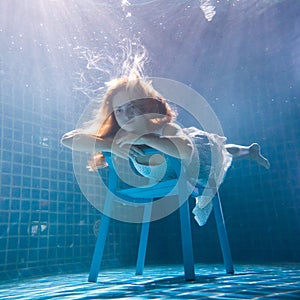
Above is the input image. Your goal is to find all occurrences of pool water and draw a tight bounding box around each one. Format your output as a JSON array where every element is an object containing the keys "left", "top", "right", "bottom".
[{"left": 0, "top": 0, "right": 300, "bottom": 297}]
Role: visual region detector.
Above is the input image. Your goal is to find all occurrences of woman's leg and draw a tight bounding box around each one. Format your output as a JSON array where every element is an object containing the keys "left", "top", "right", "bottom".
[{"left": 225, "top": 143, "right": 270, "bottom": 169}]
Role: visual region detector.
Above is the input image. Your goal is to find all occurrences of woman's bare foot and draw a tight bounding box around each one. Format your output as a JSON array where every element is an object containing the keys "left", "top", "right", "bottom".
[{"left": 249, "top": 143, "right": 270, "bottom": 169}]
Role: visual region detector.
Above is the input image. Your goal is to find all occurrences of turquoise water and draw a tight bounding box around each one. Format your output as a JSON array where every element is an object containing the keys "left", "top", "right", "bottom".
[{"left": 0, "top": 0, "right": 299, "bottom": 294}]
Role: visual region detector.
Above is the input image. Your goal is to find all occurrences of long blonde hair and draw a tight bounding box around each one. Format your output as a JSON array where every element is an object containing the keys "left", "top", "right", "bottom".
[{"left": 87, "top": 73, "right": 175, "bottom": 170}]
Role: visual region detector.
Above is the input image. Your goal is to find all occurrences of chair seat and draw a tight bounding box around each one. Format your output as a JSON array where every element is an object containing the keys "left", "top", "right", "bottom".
[{"left": 115, "top": 179, "right": 179, "bottom": 200}]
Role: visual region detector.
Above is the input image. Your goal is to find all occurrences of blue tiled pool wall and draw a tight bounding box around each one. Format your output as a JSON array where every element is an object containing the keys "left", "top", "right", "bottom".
[
  {"left": 206, "top": 4, "right": 300, "bottom": 264},
  {"left": 1, "top": 0, "right": 299, "bottom": 281},
  {"left": 0, "top": 68, "right": 141, "bottom": 280}
]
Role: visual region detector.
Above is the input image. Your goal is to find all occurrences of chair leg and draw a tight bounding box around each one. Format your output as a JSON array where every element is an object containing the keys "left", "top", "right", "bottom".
[
  {"left": 88, "top": 212, "right": 111, "bottom": 282},
  {"left": 88, "top": 187, "right": 114, "bottom": 283},
  {"left": 88, "top": 215, "right": 110, "bottom": 282},
  {"left": 88, "top": 164, "right": 118, "bottom": 283},
  {"left": 213, "top": 191, "right": 234, "bottom": 274},
  {"left": 136, "top": 203, "right": 152, "bottom": 275},
  {"left": 179, "top": 198, "right": 195, "bottom": 281}
]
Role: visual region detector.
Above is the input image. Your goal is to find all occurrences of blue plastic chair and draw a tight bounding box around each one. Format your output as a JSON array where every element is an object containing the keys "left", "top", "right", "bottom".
[{"left": 88, "top": 149, "right": 234, "bottom": 282}]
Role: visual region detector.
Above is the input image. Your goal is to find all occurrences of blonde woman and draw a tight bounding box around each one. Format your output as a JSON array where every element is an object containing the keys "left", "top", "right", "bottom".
[{"left": 61, "top": 69, "right": 269, "bottom": 225}]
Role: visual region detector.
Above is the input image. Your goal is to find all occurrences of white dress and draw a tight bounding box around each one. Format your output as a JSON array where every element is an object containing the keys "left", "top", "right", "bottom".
[{"left": 184, "top": 127, "right": 232, "bottom": 226}]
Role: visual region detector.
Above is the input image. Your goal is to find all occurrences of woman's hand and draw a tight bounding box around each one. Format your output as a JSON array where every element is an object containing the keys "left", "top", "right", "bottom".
[{"left": 111, "top": 143, "right": 145, "bottom": 160}]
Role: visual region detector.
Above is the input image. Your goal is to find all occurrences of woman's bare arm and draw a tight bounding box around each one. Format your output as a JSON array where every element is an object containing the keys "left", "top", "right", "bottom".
[
  {"left": 61, "top": 130, "right": 145, "bottom": 159},
  {"left": 140, "top": 123, "right": 193, "bottom": 160},
  {"left": 61, "top": 130, "right": 112, "bottom": 152},
  {"left": 116, "top": 123, "right": 194, "bottom": 161}
]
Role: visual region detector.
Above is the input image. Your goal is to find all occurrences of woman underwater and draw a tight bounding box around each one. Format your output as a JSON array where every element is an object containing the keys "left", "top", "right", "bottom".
[{"left": 61, "top": 62, "right": 270, "bottom": 226}]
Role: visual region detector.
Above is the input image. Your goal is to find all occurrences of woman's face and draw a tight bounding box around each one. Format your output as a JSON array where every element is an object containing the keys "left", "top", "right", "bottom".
[{"left": 112, "top": 90, "right": 147, "bottom": 132}]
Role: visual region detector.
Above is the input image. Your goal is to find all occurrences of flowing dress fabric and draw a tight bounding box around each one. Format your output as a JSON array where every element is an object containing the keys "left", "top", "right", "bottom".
[
  {"left": 183, "top": 127, "right": 232, "bottom": 226},
  {"left": 131, "top": 127, "right": 232, "bottom": 226}
]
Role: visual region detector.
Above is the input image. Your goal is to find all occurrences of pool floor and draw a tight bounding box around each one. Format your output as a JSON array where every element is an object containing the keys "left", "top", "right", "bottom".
[{"left": 1, "top": 264, "right": 300, "bottom": 299}]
